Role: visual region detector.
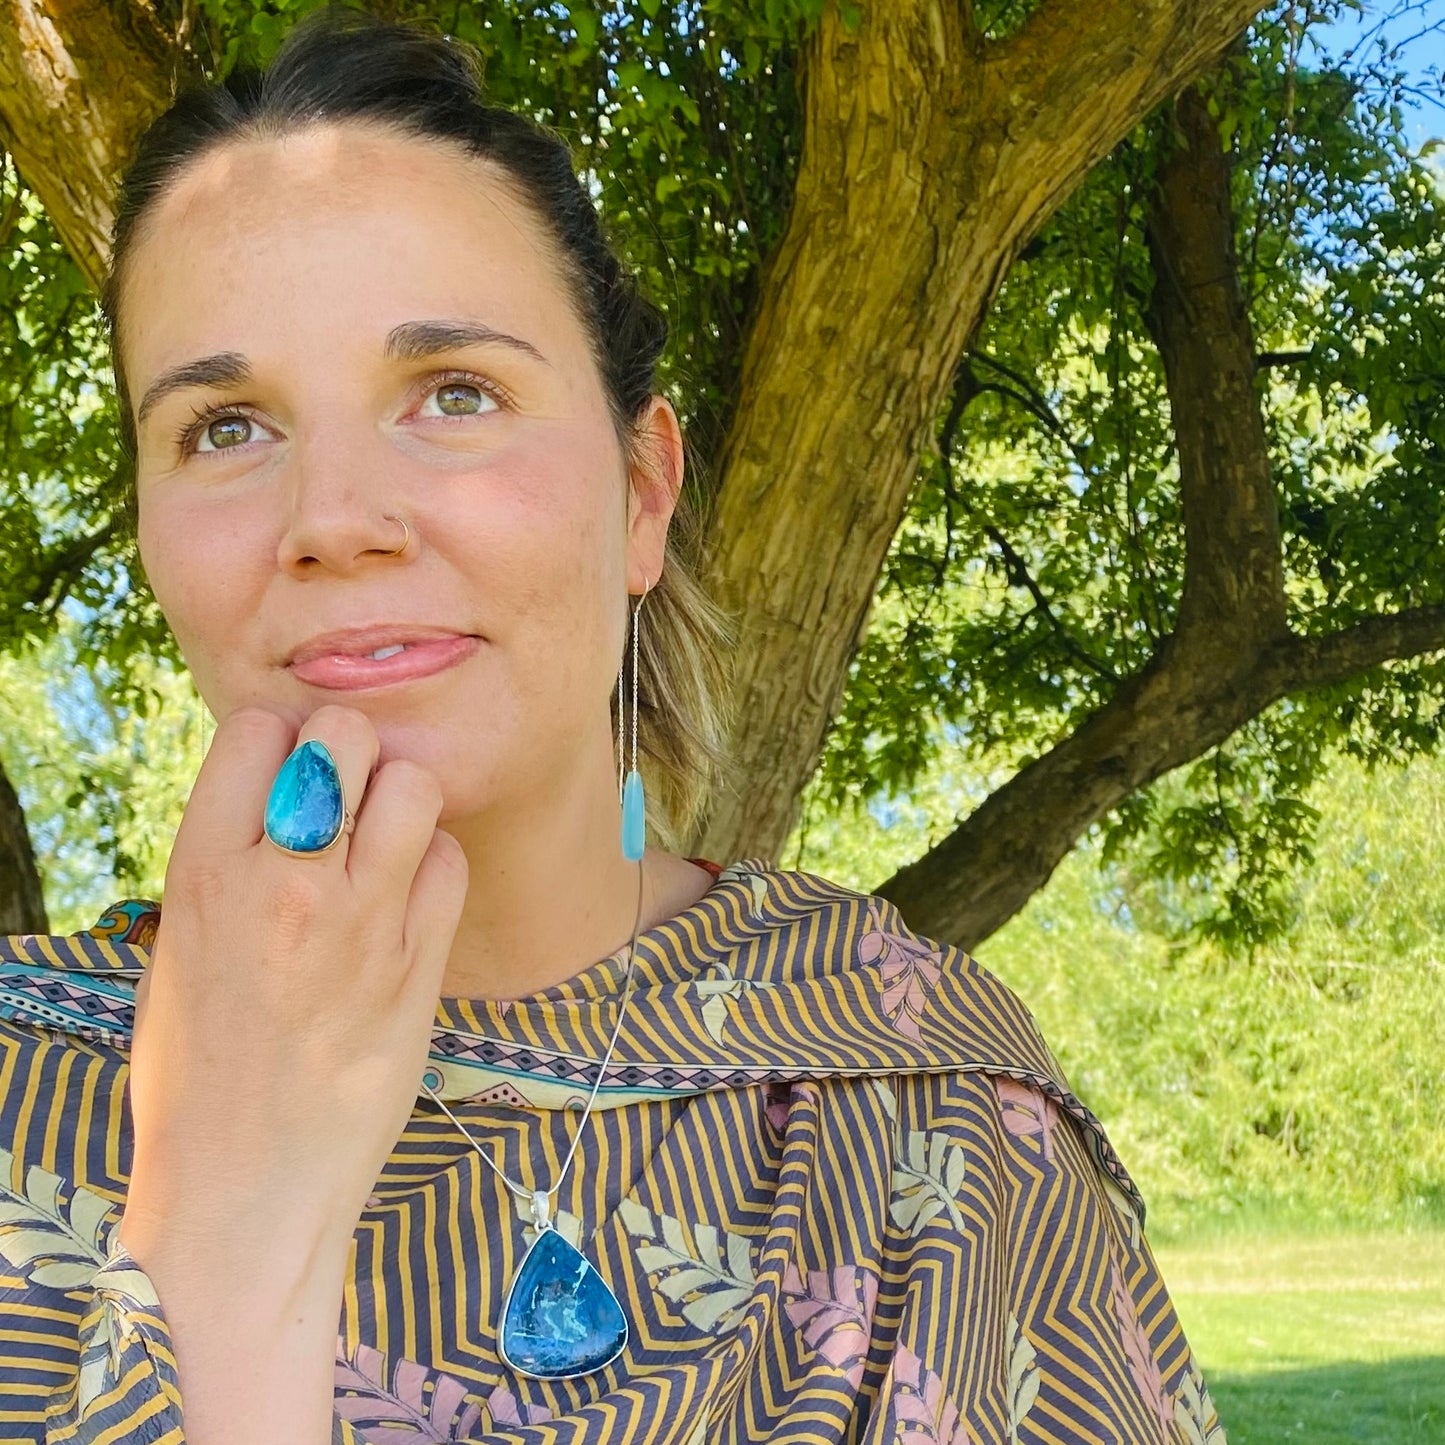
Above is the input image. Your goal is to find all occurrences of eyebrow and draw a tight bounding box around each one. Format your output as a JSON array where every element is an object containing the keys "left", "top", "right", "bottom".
[
  {"left": 136, "top": 352, "right": 251, "bottom": 428},
  {"left": 384, "top": 319, "right": 550, "bottom": 368},
  {"left": 134, "top": 320, "right": 548, "bottom": 430}
]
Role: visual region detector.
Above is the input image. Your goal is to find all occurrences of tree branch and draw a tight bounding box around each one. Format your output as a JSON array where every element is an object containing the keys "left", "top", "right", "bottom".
[
  {"left": 878, "top": 598, "right": 1445, "bottom": 949},
  {"left": 695, "top": 0, "right": 1271, "bottom": 863},
  {"left": 1264, "top": 605, "right": 1445, "bottom": 696},
  {"left": 1256, "top": 349, "right": 1312, "bottom": 368},
  {"left": 1144, "top": 81, "right": 1288, "bottom": 647}
]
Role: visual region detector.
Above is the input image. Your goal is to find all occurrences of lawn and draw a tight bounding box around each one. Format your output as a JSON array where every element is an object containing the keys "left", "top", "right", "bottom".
[{"left": 1153, "top": 1230, "right": 1445, "bottom": 1444}]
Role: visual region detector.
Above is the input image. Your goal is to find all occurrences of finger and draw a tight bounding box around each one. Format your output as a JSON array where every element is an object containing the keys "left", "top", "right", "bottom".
[
  {"left": 276, "top": 705, "right": 381, "bottom": 859},
  {"left": 345, "top": 757, "right": 445, "bottom": 895},
  {"left": 398, "top": 828, "right": 469, "bottom": 996},
  {"left": 173, "top": 705, "right": 294, "bottom": 856},
  {"left": 250, "top": 705, "right": 381, "bottom": 864}
]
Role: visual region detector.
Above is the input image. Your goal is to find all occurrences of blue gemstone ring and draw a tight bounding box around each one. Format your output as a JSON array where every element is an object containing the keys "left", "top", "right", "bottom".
[{"left": 263, "top": 739, "right": 356, "bottom": 857}]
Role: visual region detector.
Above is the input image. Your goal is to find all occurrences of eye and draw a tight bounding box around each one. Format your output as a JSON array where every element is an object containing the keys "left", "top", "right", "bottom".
[
  {"left": 198, "top": 414, "right": 263, "bottom": 452},
  {"left": 415, "top": 372, "right": 507, "bottom": 420},
  {"left": 176, "top": 405, "right": 278, "bottom": 457}
]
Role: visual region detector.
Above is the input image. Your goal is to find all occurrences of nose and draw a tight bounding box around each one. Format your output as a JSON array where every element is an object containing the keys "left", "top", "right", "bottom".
[{"left": 276, "top": 423, "right": 413, "bottom": 576}]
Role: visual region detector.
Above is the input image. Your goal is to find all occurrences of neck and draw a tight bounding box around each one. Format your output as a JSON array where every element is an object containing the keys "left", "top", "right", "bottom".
[{"left": 437, "top": 729, "right": 714, "bottom": 1001}]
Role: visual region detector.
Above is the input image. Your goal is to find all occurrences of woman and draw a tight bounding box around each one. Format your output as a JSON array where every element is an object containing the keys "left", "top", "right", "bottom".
[{"left": 0, "top": 9, "right": 1224, "bottom": 1443}]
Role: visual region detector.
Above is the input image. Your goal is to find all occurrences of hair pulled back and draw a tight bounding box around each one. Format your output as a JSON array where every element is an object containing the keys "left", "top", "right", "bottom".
[{"left": 103, "top": 3, "right": 732, "bottom": 847}]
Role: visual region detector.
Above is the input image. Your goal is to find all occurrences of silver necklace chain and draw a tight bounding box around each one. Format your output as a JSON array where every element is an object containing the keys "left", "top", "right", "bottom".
[{"left": 418, "top": 860, "right": 645, "bottom": 1222}]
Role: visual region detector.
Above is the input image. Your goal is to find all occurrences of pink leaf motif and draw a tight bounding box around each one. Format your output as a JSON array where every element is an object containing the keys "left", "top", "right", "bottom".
[
  {"left": 487, "top": 1384, "right": 555, "bottom": 1427},
  {"left": 762, "top": 1081, "right": 792, "bottom": 1135},
  {"left": 994, "top": 1077, "right": 1059, "bottom": 1162},
  {"left": 886, "top": 1345, "right": 978, "bottom": 1445},
  {"left": 1109, "top": 1261, "right": 1172, "bottom": 1428},
  {"left": 333, "top": 1339, "right": 483, "bottom": 1438},
  {"left": 782, "top": 1263, "right": 879, "bottom": 1387},
  {"left": 857, "top": 905, "right": 944, "bottom": 1042}
]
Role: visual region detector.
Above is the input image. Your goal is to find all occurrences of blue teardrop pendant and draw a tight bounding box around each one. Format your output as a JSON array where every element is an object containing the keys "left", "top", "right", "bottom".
[
  {"left": 621, "top": 769, "right": 646, "bottom": 861},
  {"left": 264, "top": 739, "right": 345, "bottom": 854},
  {"left": 499, "top": 1227, "right": 628, "bottom": 1379}
]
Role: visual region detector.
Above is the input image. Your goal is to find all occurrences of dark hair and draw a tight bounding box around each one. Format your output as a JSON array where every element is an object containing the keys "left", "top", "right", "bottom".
[{"left": 103, "top": 4, "right": 733, "bottom": 844}]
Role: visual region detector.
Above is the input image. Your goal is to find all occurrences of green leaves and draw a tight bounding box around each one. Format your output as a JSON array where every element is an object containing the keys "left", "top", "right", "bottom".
[{"left": 803, "top": 3, "right": 1445, "bottom": 950}]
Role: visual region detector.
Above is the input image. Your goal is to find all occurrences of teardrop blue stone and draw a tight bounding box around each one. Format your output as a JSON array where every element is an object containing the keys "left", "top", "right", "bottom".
[
  {"left": 499, "top": 1230, "right": 628, "bottom": 1379},
  {"left": 621, "top": 769, "right": 646, "bottom": 862},
  {"left": 263, "top": 740, "right": 345, "bottom": 853}
]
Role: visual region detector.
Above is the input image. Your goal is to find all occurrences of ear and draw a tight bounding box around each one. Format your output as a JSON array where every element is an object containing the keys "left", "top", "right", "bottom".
[{"left": 625, "top": 394, "right": 685, "bottom": 595}]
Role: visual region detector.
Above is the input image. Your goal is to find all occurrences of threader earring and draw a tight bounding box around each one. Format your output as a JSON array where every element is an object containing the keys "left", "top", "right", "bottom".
[{"left": 618, "top": 575, "right": 649, "bottom": 861}]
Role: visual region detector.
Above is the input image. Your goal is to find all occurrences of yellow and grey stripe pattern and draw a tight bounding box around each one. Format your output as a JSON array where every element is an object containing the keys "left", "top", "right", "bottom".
[{"left": 0, "top": 861, "right": 1225, "bottom": 1443}]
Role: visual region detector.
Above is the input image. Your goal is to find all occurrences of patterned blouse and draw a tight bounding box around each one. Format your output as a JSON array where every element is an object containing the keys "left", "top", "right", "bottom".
[{"left": 0, "top": 859, "right": 1226, "bottom": 1444}]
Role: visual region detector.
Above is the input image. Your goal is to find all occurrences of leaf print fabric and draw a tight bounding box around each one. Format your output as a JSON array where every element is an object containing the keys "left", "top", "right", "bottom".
[
  {"left": 619, "top": 1199, "right": 756, "bottom": 1332},
  {"left": 890, "top": 1128, "right": 968, "bottom": 1235},
  {"left": 0, "top": 862, "right": 1226, "bottom": 1443},
  {"left": 0, "top": 1147, "right": 115, "bottom": 1289},
  {"left": 782, "top": 1264, "right": 879, "bottom": 1387},
  {"left": 858, "top": 904, "right": 945, "bottom": 1041}
]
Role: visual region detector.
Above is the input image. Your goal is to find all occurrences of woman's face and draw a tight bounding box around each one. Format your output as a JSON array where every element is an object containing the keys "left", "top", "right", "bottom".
[{"left": 124, "top": 122, "right": 678, "bottom": 822}]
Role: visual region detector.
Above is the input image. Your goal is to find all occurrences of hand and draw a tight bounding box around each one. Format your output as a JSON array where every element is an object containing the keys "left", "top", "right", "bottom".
[{"left": 119, "top": 702, "right": 468, "bottom": 1275}]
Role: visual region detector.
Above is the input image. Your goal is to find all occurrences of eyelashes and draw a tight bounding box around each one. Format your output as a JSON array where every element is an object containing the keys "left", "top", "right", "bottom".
[{"left": 171, "top": 369, "right": 514, "bottom": 458}]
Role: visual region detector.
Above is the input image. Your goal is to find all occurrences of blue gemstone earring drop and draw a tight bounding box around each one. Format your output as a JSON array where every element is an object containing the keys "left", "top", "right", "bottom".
[{"left": 619, "top": 579, "right": 648, "bottom": 862}]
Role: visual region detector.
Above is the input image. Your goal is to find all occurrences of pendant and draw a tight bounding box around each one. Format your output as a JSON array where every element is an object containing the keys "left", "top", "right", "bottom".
[{"left": 498, "top": 1191, "right": 628, "bottom": 1380}]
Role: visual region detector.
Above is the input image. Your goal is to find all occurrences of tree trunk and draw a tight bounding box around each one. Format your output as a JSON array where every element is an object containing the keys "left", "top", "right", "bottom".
[
  {"left": 0, "top": 0, "right": 182, "bottom": 290},
  {"left": 877, "top": 84, "right": 1445, "bottom": 948},
  {"left": 694, "top": 0, "right": 1270, "bottom": 865},
  {"left": 0, "top": 759, "right": 46, "bottom": 934}
]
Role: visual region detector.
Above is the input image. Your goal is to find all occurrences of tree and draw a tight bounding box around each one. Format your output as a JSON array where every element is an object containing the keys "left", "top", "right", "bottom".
[{"left": 0, "top": 0, "right": 1441, "bottom": 948}]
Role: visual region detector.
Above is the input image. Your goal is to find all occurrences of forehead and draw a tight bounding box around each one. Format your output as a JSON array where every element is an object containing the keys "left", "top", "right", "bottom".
[{"left": 119, "top": 122, "right": 578, "bottom": 381}]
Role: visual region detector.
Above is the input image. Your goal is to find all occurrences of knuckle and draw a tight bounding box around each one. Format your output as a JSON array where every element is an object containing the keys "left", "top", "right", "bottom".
[
  {"left": 378, "top": 758, "right": 442, "bottom": 812},
  {"left": 226, "top": 706, "right": 289, "bottom": 749},
  {"left": 173, "top": 857, "right": 230, "bottom": 910},
  {"left": 266, "top": 871, "right": 327, "bottom": 940},
  {"left": 309, "top": 704, "right": 377, "bottom": 751}
]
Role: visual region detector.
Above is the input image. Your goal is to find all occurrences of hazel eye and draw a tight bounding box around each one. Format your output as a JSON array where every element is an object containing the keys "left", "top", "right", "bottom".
[
  {"left": 196, "top": 415, "right": 257, "bottom": 452},
  {"left": 189, "top": 411, "right": 279, "bottom": 455},
  {"left": 418, "top": 380, "right": 500, "bottom": 419}
]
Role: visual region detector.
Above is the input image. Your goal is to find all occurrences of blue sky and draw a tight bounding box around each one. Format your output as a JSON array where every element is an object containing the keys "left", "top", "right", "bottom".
[{"left": 1315, "top": 1, "right": 1445, "bottom": 154}]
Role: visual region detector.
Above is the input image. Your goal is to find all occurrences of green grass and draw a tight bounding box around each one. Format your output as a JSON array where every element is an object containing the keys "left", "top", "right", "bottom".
[{"left": 1154, "top": 1230, "right": 1445, "bottom": 1443}]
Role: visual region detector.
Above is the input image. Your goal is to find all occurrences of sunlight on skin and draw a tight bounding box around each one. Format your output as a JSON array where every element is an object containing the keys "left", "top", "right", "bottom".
[{"left": 118, "top": 122, "right": 712, "bottom": 1000}]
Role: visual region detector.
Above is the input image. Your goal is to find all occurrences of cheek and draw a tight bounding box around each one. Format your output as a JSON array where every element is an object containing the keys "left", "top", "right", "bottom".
[
  {"left": 443, "top": 451, "right": 624, "bottom": 688},
  {"left": 136, "top": 488, "right": 266, "bottom": 663}
]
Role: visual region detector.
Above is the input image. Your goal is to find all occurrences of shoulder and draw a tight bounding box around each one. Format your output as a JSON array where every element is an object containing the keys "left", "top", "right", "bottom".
[{"left": 722, "top": 860, "right": 1148, "bottom": 1224}]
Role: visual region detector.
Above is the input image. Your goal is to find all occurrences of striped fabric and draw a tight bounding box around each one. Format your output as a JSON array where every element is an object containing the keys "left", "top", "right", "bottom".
[{"left": 0, "top": 859, "right": 1226, "bottom": 1443}]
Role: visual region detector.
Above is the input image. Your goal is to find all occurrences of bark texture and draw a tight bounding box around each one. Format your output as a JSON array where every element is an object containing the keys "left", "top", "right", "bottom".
[
  {"left": 877, "top": 85, "right": 1445, "bottom": 948},
  {"left": 0, "top": 0, "right": 182, "bottom": 289},
  {"left": 695, "top": 0, "right": 1271, "bottom": 865},
  {"left": 0, "top": 760, "right": 47, "bottom": 934}
]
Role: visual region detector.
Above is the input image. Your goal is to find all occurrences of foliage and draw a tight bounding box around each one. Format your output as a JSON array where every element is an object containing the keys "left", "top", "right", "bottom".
[
  {"left": 0, "top": 618, "right": 201, "bottom": 929},
  {"left": 797, "top": 741, "right": 1445, "bottom": 1235},
  {"left": 0, "top": 166, "right": 168, "bottom": 692},
  {"left": 1, "top": 1, "right": 1443, "bottom": 951},
  {"left": 810, "top": 0, "right": 1445, "bottom": 947}
]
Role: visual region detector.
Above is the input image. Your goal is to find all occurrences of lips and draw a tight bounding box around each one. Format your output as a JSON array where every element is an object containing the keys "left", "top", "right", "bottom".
[{"left": 287, "top": 627, "right": 481, "bottom": 691}]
